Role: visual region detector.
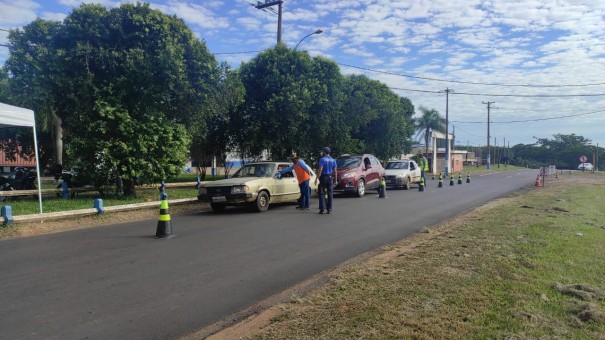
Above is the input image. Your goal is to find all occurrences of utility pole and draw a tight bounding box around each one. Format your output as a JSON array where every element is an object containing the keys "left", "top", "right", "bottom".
[
  {"left": 495, "top": 137, "right": 499, "bottom": 168},
  {"left": 482, "top": 101, "right": 494, "bottom": 170},
  {"left": 255, "top": 0, "right": 283, "bottom": 45},
  {"left": 441, "top": 88, "right": 453, "bottom": 176}
]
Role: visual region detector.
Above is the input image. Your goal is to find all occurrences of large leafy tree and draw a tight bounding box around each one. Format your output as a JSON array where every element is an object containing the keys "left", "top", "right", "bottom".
[
  {"left": 414, "top": 106, "right": 445, "bottom": 156},
  {"left": 190, "top": 63, "right": 245, "bottom": 179},
  {"left": 341, "top": 74, "right": 415, "bottom": 160},
  {"left": 14, "top": 3, "right": 220, "bottom": 194},
  {"left": 0, "top": 66, "right": 9, "bottom": 102},
  {"left": 512, "top": 134, "right": 597, "bottom": 169},
  {"left": 238, "top": 46, "right": 322, "bottom": 160},
  {"left": 5, "top": 19, "right": 64, "bottom": 166},
  {"left": 301, "top": 56, "right": 346, "bottom": 163}
]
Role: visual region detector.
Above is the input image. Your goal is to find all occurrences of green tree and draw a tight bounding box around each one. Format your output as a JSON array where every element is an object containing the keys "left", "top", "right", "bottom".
[
  {"left": 301, "top": 56, "right": 346, "bottom": 163},
  {"left": 59, "top": 4, "right": 219, "bottom": 194},
  {"left": 8, "top": 3, "right": 220, "bottom": 194},
  {"left": 190, "top": 63, "right": 245, "bottom": 179},
  {"left": 509, "top": 134, "right": 599, "bottom": 169},
  {"left": 0, "top": 66, "right": 9, "bottom": 102},
  {"left": 238, "top": 46, "right": 320, "bottom": 160},
  {"left": 5, "top": 19, "right": 64, "bottom": 167},
  {"left": 342, "top": 74, "right": 415, "bottom": 160},
  {"left": 414, "top": 106, "right": 445, "bottom": 156}
]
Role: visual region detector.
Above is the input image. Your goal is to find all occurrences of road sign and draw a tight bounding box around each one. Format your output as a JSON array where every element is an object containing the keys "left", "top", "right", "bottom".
[{"left": 580, "top": 155, "right": 588, "bottom": 163}]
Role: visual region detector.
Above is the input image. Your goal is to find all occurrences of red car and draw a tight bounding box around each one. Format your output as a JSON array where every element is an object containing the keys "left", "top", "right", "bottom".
[{"left": 334, "top": 154, "right": 385, "bottom": 197}]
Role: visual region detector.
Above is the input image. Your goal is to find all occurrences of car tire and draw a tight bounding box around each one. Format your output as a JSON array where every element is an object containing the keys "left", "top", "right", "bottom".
[
  {"left": 210, "top": 203, "right": 226, "bottom": 212},
  {"left": 403, "top": 177, "right": 411, "bottom": 190},
  {"left": 356, "top": 179, "right": 365, "bottom": 197},
  {"left": 255, "top": 191, "right": 270, "bottom": 212}
]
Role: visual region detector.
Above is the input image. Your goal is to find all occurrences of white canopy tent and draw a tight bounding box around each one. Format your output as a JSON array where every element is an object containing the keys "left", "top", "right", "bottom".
[{"left": 0, "top": 102, "right": 43, "bottom": 214}]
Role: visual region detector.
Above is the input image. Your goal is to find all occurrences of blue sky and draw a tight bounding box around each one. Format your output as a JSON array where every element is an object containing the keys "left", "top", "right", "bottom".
[{"left": 1, "top": 0, "right": 605, "bottom": 153}]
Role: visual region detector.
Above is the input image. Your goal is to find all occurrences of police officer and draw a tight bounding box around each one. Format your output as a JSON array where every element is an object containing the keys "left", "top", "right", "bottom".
[
  {"left": 315, "top": 147, "right": 337, "bottom": 214},
  {"left": 418, "top": 152, "right": 429, "bottom": 184}
]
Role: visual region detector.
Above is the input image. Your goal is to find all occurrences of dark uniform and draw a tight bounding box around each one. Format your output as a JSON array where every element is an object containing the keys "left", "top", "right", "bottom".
[{"left": 316, "top": 147, "right": 337, "bottom": 214}]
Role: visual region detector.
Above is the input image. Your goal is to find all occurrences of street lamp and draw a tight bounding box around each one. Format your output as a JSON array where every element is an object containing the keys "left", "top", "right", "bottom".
[{"left": 294, "top": 29, "right": 323, "bottom": 50}]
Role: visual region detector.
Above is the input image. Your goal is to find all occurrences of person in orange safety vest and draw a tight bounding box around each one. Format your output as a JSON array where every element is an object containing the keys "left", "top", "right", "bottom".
[{"left": 279, "top": 153, "right": 313, "bottom": 210}]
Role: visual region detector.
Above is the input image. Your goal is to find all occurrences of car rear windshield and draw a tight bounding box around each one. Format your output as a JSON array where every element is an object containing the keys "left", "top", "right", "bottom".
[
  {"left": 386, "top": 162, "right": 408, "bottom": 170},
  {"left": 337, "top": 156, "right": 361, "bottom": 169},
  {"left": 233, "top": 164, "right": 276, "bottom": 177}
]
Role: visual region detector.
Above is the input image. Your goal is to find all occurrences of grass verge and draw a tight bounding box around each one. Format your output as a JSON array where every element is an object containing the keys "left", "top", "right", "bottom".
[{"left": 249, "top": 175, "right": 605, "bottom": 339}]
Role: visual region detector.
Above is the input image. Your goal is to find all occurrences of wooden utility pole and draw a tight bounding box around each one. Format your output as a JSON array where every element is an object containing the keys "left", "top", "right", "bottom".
[
  {"left": 255, "top": 0, "right": 283, "bottom": 45},
  {"left": 482, "top": 101, "right": 495, "bottom": 169},
  {"left": 441, "top": 88, "right": 453, "bottom": 176}
]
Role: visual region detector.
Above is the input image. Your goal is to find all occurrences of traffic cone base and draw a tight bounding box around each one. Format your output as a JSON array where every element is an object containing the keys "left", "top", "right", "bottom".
[
  {"left": 535, "top": 175, "right": 541, "bottom": 187},
  {"left": 378, "top": 178, "right": 387, "bottom": 198},
  {"left": 155, "top": 199, "right": 175, "bottom": 239}
]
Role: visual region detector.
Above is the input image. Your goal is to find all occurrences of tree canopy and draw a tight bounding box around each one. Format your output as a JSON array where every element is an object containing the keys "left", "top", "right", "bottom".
[
  {"left": 237, "top": 47, "right": 415, "bottom": 163},
  {"left": 511, "top": 134, "right": 600, "bottom": 169},
  {"left": 414, "top": 106, "right": 445, "bottom": 156},
  {"left": 2, "top": 2, "right": 423, "bottom": 194},
  {"left": 5, "top": 3, "right": 220, "bottom": 194}
]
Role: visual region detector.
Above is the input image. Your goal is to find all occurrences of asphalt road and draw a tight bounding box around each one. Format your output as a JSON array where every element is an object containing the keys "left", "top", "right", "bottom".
[{"left": 0, "top": 169, "right": 537, "bottom": 340}]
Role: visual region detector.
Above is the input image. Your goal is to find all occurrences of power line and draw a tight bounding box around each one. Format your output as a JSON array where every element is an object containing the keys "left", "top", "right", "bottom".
[
  {"left": 452, "top": 109, "right": 604, "bottom": 124},
  {"left": 389, "top": 86, "right": 440, "bottom": 94},
  {"left": 337, "top": 62, "right": 605, "bottom": 88},
  {"left": 389, "top": 86, "right": 605, "bottom": 98},
  {"left": 452, "top": 91, "right": 605, "bottom": 98},
  {"left": 214, "top": 50, "right": 262, "bottom": 55},
  {"left": 210, "top": 50, "right": 605, "bottom": 88}
]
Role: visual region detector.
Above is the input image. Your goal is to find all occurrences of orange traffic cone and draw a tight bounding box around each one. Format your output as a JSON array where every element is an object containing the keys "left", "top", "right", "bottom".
[{"left": 155, "top": 198, "right": 174, "bottom": 239}]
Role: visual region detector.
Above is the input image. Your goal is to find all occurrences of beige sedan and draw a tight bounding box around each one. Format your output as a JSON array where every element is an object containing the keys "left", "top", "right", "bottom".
[{"left": 197, "top": 161, "right": 318, "bottom": 212}]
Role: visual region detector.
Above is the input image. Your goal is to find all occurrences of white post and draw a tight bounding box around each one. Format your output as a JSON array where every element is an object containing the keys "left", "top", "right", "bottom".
[
  {"left": 432, "top": 134, "right": 437, "bottom": 174},
  {"left": 33, "top": 124, "right": 43, "bottom": 215}
]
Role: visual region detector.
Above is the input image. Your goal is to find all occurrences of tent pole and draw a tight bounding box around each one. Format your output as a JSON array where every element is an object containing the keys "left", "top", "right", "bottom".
[{"left": 33, "top": 124, "right": 43, "bottom": 216}]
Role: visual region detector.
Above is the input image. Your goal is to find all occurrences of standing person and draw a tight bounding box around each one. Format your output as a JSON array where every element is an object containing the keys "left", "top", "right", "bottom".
[
  {"left": 279, "top": 153, "right": 313, "bottom": 210},
  {"left": 418, "top": 152, "right": 429, "bottom": 184},
  {"left": 315, "top": 147, "right": 337, "bottom": 214}
]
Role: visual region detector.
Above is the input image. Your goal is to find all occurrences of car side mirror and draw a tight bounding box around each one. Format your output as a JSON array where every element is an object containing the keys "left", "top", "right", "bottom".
[{"left": 275, "top": 173, "right": 282, "bottom": 179}]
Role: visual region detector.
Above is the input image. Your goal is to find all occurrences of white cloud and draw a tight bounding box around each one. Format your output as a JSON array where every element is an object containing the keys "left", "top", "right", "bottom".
[
  {"left": 0, "top": 0, "right": 39, "bottom": 27},
  {"left": 236, "top": 17, "right": 261, "bottom": 31},
  {"left": 58, "top": 0, "right": 119, "bottom": 7},
  {"left": 41, "top": 11, "right": 67, "bottom": 21},
  {"left": 152, "top": 1, "right": 229, "bottom": 29}
]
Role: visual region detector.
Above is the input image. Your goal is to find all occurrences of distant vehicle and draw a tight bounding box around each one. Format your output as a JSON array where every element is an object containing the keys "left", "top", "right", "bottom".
[
  {"left": 334, "top": 154, "right": 385, "bottom": 197},
  {"left": 384, "top": 159, "right": 422, "bottom": 190},
  {"left": 197, "top": 161, "right": 318, "bottom": 212},
  {"left": 578, "top": 163, "right": 593, "bottom": 171}
]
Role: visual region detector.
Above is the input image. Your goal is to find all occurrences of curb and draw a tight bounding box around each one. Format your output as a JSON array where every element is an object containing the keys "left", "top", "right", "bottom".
[{"left": 11, "top": 198, "right": 199, "bottom": 223}]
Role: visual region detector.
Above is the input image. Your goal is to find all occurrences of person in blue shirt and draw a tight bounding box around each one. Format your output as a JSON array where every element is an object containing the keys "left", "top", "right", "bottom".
[{"left": 314, "top": 147, "right": 337, "bottom": 214}]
